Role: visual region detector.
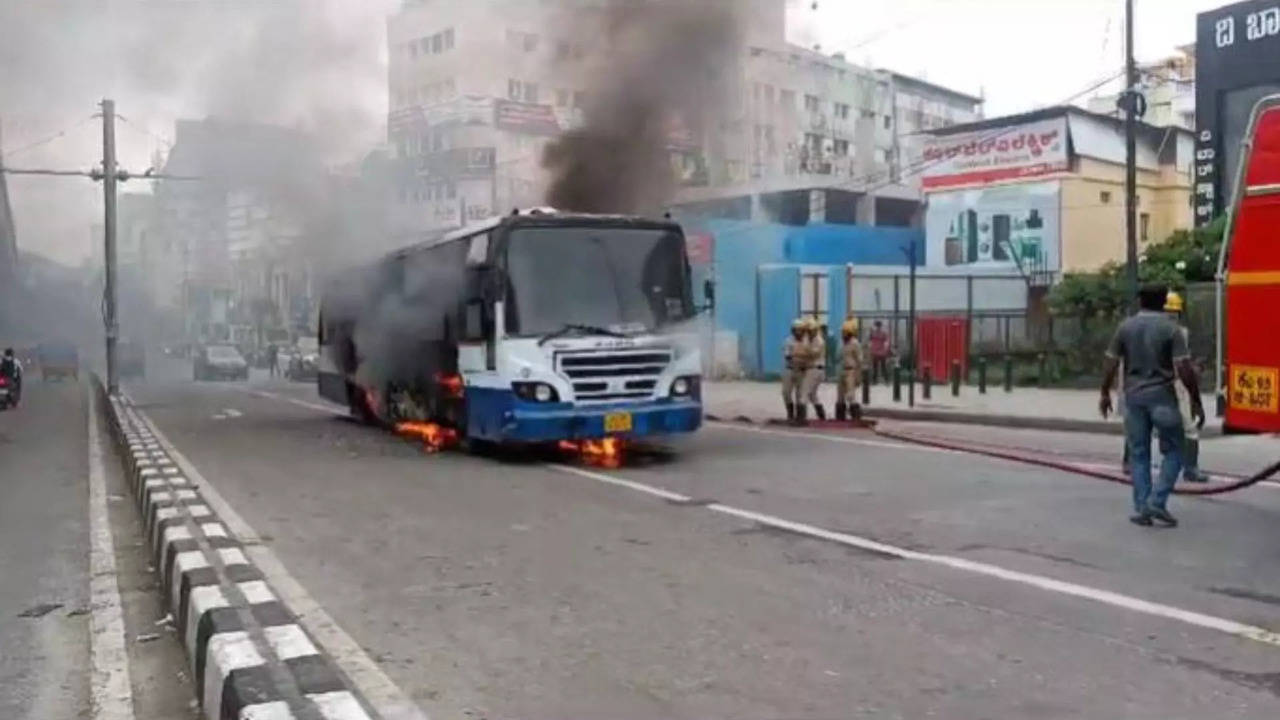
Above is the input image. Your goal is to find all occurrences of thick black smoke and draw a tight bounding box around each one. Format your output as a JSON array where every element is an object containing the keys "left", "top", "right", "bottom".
[{"left": 542, "top": 0, "right": 743, "bottom": 215}]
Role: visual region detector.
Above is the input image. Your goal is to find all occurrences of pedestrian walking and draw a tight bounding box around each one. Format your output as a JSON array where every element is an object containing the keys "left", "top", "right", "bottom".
[
  {"left": 800, "top": 317, "right": 827, "bottom": 421},
  {"left": 267, "top": 343, "right": 279, "bottom": 378},
  {"left": 782, "top": 318, "right": 807, "bottom": 424},
  {"left": 835, "top": 318, "right": 864, "bottom": 421},
  {"left": 1100, "top": 284, "right": 1206, "bottom": 527},
  {"left": 869, "top": 320, "right": 891, "bottom": 384},
  {"left": 1164, "top": 292, "right": 1210, "bottom": 482}
]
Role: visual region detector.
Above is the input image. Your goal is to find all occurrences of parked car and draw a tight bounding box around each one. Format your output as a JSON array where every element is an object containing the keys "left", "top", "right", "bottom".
[
  {"left": 285, "top": 336, "right": 319, "bottom": 381},
  {"left": 194, "top": 344, "right": 249, "bottom": 381},
  {"left": 37, "top": 341, "right": 79, "bottom": 381}
]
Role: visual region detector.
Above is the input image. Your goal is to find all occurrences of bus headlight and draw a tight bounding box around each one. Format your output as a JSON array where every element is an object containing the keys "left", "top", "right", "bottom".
[
  {"left": 513, "top": 381, "right": 560, "bottom": 403},
  {"left": 670, "top": 376, "right": 699, "bottom": 398}
]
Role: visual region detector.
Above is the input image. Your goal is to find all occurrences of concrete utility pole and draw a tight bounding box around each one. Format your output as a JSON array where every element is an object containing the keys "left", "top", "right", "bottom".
[
  {"left": 905, "top": 240, "right": 917, "bottom": 409},
  {"left": 1123, "top": 0, "right": 1139, "bottom": 305},
  {"left": 102, "top": 99, "right": 120, "bottom": 395}
]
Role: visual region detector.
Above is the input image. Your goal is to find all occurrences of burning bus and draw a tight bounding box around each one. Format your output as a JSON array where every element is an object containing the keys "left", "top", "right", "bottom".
[{"left": 318, "top": 208, "right": 703, "bottom": 450}]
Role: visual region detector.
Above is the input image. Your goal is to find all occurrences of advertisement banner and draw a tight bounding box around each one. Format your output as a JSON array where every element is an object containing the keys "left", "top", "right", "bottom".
[
  {"left": 494, "top": 100, "right": 562, "bottom": 136},
  {"left": 389, "top": 95, "right": 493, "bottom": 134},
  {"left": 924, "top": 180, "right": 1061, "bottom": 272},
  {"left": 920, "top": 117, "right": 1068, "bottom": 190}
]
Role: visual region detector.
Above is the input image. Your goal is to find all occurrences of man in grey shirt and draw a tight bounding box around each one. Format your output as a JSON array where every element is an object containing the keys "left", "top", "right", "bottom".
[{"left": 1100, "top": 285, "right": 1205, "bottom": 527}]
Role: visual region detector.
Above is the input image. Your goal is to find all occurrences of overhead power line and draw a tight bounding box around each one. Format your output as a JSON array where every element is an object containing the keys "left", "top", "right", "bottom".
[{"left": 0, "top": 116, "right": 96, "bottom": 160}]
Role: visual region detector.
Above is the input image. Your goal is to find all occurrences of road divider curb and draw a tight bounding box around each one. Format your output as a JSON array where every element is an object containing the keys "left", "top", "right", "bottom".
[{"left": 97, "top": 382, "right": 375, "bottom": 720}]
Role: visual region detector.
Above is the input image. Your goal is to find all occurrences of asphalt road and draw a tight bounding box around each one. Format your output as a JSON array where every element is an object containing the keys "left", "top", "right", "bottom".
[
  {"left": 127, "top": 359, "right": 1280, "bottom": 719},
  {"left": 0, "top": 379, "right": 91, "bottom": 719}
]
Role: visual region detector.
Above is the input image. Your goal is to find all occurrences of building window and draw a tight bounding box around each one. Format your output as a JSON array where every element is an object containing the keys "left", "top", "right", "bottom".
[
  {"left": 780, "top": 89, "right": 795, "bottom": 109},
  {"left": 1140, "top": 212, "right": 1151, "bottom": 242},
  {"left": 1100, "top": 190, "right": 1112, "bottom": 204},
  {"left": 834, "top": 102, "right": 850, "bottom": 120},
  {"left": 432, "top": 33, "right": 443, "bottom": 53},
  {"left": 573, "top": 90, "right": 586, "bottom": 109},
  {"left": 763, "top": 84, "right": 775, "bottom": 105},
  {"left": 555, "top": 40, "right": 571, "bottom": 59},
  {"left": 833, "top": 139, "right": 850, "bottom": 157},
  {"left": 555, "top": 89, "right": 570, "bottom": 107},
  {"left": 508, "top": 79, "right": 522, "bottom": 100},
  {"left": 883, "top": 114, "right": 892, "bottom": 130},
  {"left": 419, "top": 37, "right": 431, "bottom": 55},
  {"left": 443, "top": 28, "right": 454, "bottom": 50},
  {"left": 523, "top": 82, "right": 539, "bottom": 103},
  {"left": 804, "top": 94, "right": 820, "bottom": 113}
]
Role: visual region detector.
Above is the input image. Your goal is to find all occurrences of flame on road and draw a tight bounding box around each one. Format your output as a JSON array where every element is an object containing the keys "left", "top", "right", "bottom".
[
  {"left": 559, "top": 437, "right": 625, "bottom": 468},
  {"left": 396, "top": 421, "right": 458, "bottom": 453}
]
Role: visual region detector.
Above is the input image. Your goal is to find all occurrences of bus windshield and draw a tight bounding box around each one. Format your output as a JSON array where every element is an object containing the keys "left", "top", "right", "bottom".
[{"left": 503, "top": 225, "right": 693, "bottom": 337}]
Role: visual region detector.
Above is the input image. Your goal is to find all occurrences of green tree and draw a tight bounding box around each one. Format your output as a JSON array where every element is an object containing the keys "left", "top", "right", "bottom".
[{"left": 1048, "top": 216, "right": 1227, "bottom": 318}]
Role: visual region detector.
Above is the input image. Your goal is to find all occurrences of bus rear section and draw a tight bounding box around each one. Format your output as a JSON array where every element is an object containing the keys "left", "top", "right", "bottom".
[
  {"left": 317, "top": 210, "right": 703, "bottom": 446},
  {"left": 1220, "top": 94, "right": 1280, "bottom": 433}
]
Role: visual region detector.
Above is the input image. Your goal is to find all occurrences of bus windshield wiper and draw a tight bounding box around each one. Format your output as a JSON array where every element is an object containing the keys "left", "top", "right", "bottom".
[{"left": 537, "top": 323, "right": 628, "bottom": 346}]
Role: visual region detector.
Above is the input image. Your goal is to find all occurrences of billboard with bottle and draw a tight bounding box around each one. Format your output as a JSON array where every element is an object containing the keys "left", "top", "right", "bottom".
[{"left": 925, "top": 180, "right": 1061, "bottom": 272}]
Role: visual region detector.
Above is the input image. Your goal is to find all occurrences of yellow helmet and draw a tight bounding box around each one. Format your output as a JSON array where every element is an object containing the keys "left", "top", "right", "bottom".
[
  {"left": 841, "top": 319, "right": 859, "bottom": 335},
  {"left": 791, "top": 318, "right": 807, "bottom": 330},
  {"left": 803, "top": 317, "right": 820, "bottom": 332},
  {"left": 1164, "top": 291, "right": 1184, "bottom": 313}
]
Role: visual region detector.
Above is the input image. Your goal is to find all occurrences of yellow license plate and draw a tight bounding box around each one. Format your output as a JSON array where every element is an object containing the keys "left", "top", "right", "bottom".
[
  {"left": 604, "top": 411, "right": 633, "bottom": 433},
  {"left": 1230, "top": 365, "right": 1279, "bottom": 413}
]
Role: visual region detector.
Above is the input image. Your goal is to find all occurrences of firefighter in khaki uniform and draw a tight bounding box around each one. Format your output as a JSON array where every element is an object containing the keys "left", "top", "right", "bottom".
[
  {"left": 800, "top": 317, "right": 827, "bottom": 422},
  {"left": 781, "top": 318, "right": 807, "bottom": 423},
  {"left": 835, "top": 318, "right": 864, "bottom": 421}
]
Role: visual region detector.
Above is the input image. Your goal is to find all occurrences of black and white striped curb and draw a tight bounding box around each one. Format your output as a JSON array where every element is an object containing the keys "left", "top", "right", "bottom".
[{"left": 100, "top": 386, "right": 374, "bottom": 720}]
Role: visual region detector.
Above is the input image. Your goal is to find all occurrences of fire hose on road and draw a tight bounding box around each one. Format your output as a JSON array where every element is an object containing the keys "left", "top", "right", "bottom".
[{"left": 869, "top": 424, "right": 1280, "bottom": 496}]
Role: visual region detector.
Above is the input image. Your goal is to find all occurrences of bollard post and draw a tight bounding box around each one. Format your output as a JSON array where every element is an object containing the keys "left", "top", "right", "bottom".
[
  {"left": 1003, "top": 355, "right": 1013, "bottom": 393},
  {"left": 950, "top": 359, "right": 961, "bottom": 397},
  {"left": 861, "top": 369, "right": 871, "bottom": 406},
  {"left": 893, "top": 366, "right": 902, "bottom": 402},
  {"left": 922, "top": 364, "right": 932, "bottom": 400},
  {"left": 978, "top": 357, "right": 987, "bottom": 394},
  {"left": 1038, "top": 353, "right": 1047, "bottom": 387}
]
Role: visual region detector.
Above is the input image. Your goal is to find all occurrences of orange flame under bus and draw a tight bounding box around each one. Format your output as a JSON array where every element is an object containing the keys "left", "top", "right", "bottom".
[{"left": 1218, "top": 94, "right": 1280, "bottom": 433}]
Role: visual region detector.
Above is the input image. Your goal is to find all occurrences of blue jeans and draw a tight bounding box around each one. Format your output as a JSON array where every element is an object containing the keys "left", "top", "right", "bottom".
[{"left": 1124, "top": 392, "right": 1184, "bottom": 514}]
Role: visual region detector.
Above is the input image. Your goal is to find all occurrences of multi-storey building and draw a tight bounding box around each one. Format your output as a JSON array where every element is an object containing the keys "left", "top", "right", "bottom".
[{"left": 385, "top": 0, "right": 982, "bottom": 233}]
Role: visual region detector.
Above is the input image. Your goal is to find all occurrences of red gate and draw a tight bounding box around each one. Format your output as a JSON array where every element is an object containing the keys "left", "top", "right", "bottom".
[{"left": 916, "top": 316, "right": 968, "bottom": 381}]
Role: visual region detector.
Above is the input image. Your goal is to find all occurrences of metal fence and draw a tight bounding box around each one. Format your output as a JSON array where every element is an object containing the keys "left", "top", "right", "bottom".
[{"left": 843, "top": 281, "right": 1218, "bottom": 385}]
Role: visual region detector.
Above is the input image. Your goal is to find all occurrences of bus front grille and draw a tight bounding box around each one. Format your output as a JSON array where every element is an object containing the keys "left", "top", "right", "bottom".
[{"left": 558, "top": 349, "right": 672, "bottom": 403}]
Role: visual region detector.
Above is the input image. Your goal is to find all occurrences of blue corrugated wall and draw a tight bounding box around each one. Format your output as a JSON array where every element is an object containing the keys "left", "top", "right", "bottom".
[{"left": 685, "top": 219, "right": 924, "bottom": 377}]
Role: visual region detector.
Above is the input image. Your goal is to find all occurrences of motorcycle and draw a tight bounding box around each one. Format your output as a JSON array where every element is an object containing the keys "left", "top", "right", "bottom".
[{"left": 0, "top": 375, "right": 16, "bottom": 410}]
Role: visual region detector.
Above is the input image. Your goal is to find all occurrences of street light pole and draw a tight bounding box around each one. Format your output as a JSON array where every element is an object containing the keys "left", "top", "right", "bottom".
[
  {"left": 102, "top": 99, "right": 120, "bottom": 395},
  {"left": 1123, "top": 0, "right": 1139, "bottom": 306}
]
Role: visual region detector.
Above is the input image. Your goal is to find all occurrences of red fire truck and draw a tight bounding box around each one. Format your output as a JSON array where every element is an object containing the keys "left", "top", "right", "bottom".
[{"left": 1218, "top": 94, "right": 1280, "bottom": 434}]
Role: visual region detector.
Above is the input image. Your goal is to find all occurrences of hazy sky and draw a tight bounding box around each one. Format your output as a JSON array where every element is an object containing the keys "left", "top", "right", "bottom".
[
  {"left": 789, "top": 0, "right": 1220, "bottom": 114},
  {"left": 2, "top": 0, "right": 1224, "bottom": 265}
]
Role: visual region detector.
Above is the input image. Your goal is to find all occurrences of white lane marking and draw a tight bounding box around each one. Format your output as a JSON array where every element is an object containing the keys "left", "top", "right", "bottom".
[
  {"left": 244, "top": 387, "right": 1280, "bottom": 644},
  {"left": 212, "top": 413, "right": 227, "bottom": 421},
  {"left": 244, "top": 388, "right": 346, "bottom": 415},
  {"left": 708, "top": 420, "right": 951, "bottom": 454},
  {"left": 88, "top": 391, "right": 138, "bottom": 720},
  {"left": 550, "top": 463, "right": 693, "bottom": 503},
  {"left": 551, "top": 463, "right": 1280, "bottom": 648},
  {"left": 130, "top": 406, "right": 429, "bottom": 720},
  {"left": 224, "top": 408, "right": 243, "bottom": 418}
]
